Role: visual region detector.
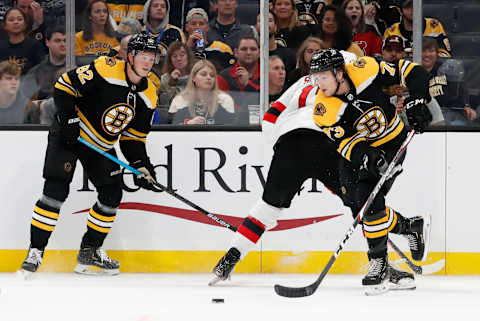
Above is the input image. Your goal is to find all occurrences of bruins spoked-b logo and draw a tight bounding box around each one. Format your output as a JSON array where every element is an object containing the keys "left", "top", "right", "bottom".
[
  {"left": 355, "top": 107, "right": 387, "bottom": 139},
  {"left": 102, "top": 104, "right": 135, "bottom": 135}
]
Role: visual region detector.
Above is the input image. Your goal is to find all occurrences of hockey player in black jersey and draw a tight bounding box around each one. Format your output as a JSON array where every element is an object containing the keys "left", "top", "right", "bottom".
[
  {"left": 20, "top": 33, "right": 160, "bottom": 276},
  {"left": 309, "top": 49, "right": 432, "bottom": 294},
  {"left": 211, "top": 49, "right": 432, "bottom": 294}
]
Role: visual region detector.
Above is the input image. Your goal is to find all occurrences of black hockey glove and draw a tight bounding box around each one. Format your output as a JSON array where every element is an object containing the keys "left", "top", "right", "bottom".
[
  {"left": 404, "top": 96, "right": 432, "bottom": 133},
  {"left": 360, "top": 148, "right": 387, "bottom": 179},
  {"left": 56, "top": 112, "right": 80, "bottom": 150},
  {"left": 131, "top": 158, "right": 157, "bottom": 191}
]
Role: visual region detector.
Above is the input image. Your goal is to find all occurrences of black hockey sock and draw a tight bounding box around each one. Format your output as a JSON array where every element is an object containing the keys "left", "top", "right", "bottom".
[
  {"left": 390, "top": 209, "right": 409, "bottom": 235},
  {"left": 367, "top": 236, "right": 388, "bottom": 259},
  {"left": 81, "top": 202, "right": 117, "bottom": 248},
  {"left": 31, "top": 199, "right": 61, "bottom": 250}
]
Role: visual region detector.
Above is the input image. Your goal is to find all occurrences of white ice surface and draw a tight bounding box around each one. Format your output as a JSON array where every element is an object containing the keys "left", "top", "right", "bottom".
[{"left": 0, "top": 273, "right": 479, "bottom": 321}]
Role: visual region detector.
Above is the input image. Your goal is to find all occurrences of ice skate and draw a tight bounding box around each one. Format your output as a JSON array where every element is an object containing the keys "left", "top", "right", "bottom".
[
  {"left": 362, "top": 256, "right": 389, "bottom": 296},
  {"left": 208, "top": 247, "right": 241, "bottom": 286},
  {"left": 404, "top": 214, "right": 431, "bottom": 261},
  {"left": 74, "top": 244, "right": 119, "bottom": 276},
  {"left": 18, "top": 247, "right": 44, "bottom": 279},
  {"left": 388, "top": 263, "right": 415, "bottom": 290}
]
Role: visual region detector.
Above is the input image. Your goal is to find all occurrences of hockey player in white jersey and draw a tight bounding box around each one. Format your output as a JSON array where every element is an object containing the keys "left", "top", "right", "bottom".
[{"left": 210, "top": 50, "right": 431, "bottom": 294}]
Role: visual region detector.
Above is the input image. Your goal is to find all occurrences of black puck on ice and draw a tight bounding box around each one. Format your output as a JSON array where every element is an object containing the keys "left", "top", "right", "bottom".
[{"left": 212, "top": 298, "right": 224, "bottom": 303}]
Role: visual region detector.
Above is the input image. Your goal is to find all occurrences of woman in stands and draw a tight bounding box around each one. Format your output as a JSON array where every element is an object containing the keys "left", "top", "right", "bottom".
[
  {"left": 286, "top": 36, "right": 322, "bottom": 87},
  {"left": 272, "top": 0, "right": 312, "bottom": 50},
  {"left": 342, "top": 0, "right": 382, "bottom": 58},
  {"left": 169, "top": 59, "right": 235, "bottom": 125},
  {"left": 75, "top": 0, "right": 119, "bottom": 65},
  {"left": 269, "top": 56, "right": 286, "bottom": 104},
  {"left": 156, "top": 41, "right": 195, "bottom": 124},
  {"left": 312, "top": 5, "right": 363, "bottom": 57},
  {"left": 0, "top": 7, "right": 44, "bottom": 75}
]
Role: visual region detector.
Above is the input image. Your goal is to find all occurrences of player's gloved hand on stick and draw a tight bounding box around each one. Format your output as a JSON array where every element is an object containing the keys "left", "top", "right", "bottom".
[
  {"left": 404, "top": 96, "right": 432, "bottom": 133},
  {"left": 362, "top": 148, "right": 387, "bottom": 178},
  {"left": 352, "top": 144, "right": 387, "bottom": 179},
  {"left": 56, "top": 112, "right": 80, "bottom": 150},
  {"left": 131, "top": 158, "right": 157, "bottom": 190}
]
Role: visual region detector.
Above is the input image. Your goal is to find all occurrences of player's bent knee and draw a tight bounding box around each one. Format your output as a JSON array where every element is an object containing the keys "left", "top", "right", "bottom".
[
  {"left": 97, "top": 184, "right": 123, "bottom": 208},
  {"left": 43, "top": 179, "right": 70, "bottom": 202},
  {"left": 249, "top": 199, "right": 282, "bottom": 230}
]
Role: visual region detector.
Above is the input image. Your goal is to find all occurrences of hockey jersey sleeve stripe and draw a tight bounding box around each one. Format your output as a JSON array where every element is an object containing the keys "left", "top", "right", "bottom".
[
  {"left": 126, "top": 127, "right": 147, "bottom": 138},
  {"left": 399, "top": 60, "right": 417, "bottom": 85},
  {"left": 299, "top": 85, "right": 314, "bottom": 108},
  {"left": 119, "top": 135, "right": 146, "bottom": 143},
  {"left": 79, "top": 131, "right": 110, "bottom": 151},
  {"left": 77, "top": 110, "right": 117, "bottom": 145},
  {"left": 338, "top": 133, "right": 367, "bottom": 160},
  {"left": 55, "top": 75, "right": 78, "bottom": 97},
  {"left": 263, "top": 101, "right": 286, "bottom": 124}
]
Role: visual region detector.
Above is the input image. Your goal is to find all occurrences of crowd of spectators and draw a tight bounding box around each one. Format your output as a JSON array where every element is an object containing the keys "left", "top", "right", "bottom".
[{"left": 0, "top": 0, "right": 478, "bottom": 127}]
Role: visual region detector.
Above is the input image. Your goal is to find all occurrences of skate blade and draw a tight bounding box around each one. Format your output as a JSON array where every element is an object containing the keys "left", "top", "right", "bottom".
[
  {"left": 364, "top": 280, "right": 389, "bottom": 296},
  {"left": 16, "top": 269, "right": 34, "bottom": 280},
  {"left": 421, "top": 213, "right": 432, "bottom": 262},
  {"left": 208, "top": 275, "right": 230, "bottom": 286},
  {"left": 389, "top": 278, "right": 416, "bottom": 291},
  {"left": 74, "top": 264, "right": 119, "bottom": 276}
]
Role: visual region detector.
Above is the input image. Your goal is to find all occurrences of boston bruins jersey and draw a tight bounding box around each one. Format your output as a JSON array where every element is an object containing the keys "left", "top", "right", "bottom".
[
  {"left": 312, "top": 56, "right": 429, "bottom": 161},
  {"left": 54, "top": 56, "right": 158, "bottom": 162},
  {"left": 383, "top": 18, "right": 452, "bottom": 57}
]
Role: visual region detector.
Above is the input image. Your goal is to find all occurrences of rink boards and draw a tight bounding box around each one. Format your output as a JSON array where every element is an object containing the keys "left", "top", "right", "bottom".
[{"left": 0, "top": 131, "right": 478, "bottom": 274}]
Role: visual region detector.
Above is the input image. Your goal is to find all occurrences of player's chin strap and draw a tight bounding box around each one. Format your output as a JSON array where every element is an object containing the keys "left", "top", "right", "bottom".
[
  {"left": 128, "top": 55, "right": 144, "bottom": 79},
  {"left": 333, "top": 68, "right": 342, "bottom": 95}
]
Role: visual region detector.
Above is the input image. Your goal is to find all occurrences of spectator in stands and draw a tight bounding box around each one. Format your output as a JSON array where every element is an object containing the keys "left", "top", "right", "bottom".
[
  {"left": 342, "top": 0, "right": 382, "bottom": 58},
  {"left": 364, "top": 0, "right": 397, "bottom": 37},
  {"left": 383, "top": 0, "right": 452, "bottom": 58},
  {"left": 184, "top": 7, "right": 235, "bottom": 72},
  {"left": 14, "top": 0, "right": 48, "bottom": 45},
  {"left": 157, "top": 41, "right": 194, "bottom": 124},
  {"left": 113, "top": 17, "right": 142, "bottom": 44},
  {"left": 313, "top": 5, "right": 363, "bottom": 57},
  {"left": 286, "top": 36, "right": 322, "bottom": 87},
  {"left": 422, "top": 37, "right": 473, "bottom": 125},
  {"left": 169, "top": 0, "right": 211, "bottom": 29},
  {"left": 21, "top": 25, "right": 66, "bottom": 101},
  {"left": 0, "top": 60, "right": 37, "bottom": 123},
  {"left": 117, "top": 34, "right": 132, "bottom": 60},
  {"left": 269, "top": 55, "right": 286, "bottom": 104},
  {"left": 254, "top": 10, "right": 296, "bottom": 75},
  {"left": 381, "top": 34, "right": 406, "bottom": 63},
  {"left": 75, "top": 0, "right": 119, "bottom": 66},
  {"left": 207, "top": 0, "right": 254, "bottom": 50},
  {"left": 293, "top": 0, "right": 330, "bottom": 26},
  {"left": 106, "top": 0, "right": 145, "bottom": 24},
  {"left": 170, "top": 59, "right": 235, "bottom": 125},
  {"left": 217, "top": 36, "right": 260, "bottom": 125},
  {"left": 142, "top": 0, "right": 186, "bottom": 71},
  {"left": 0, "top": 7, "right": 43, "bottom": 74},
  {"left": 271, "top": 0, "right": 311, "bottom": 49}
]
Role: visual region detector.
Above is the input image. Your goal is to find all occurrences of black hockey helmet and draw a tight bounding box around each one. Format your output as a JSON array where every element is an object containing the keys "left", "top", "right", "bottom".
[
  {"left": 309, "top": 48, "right": 345, "bottom": 74},
  {"left": 127, "top": 32, "right": 160, "bottom": 64}
]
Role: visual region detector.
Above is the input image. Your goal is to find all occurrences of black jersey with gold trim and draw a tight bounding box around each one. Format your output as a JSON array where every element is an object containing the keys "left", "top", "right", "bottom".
[
  {"left": 54, "top": 56, "right": 158, "bottom": 163},
  {"left": 383, "top": 18, "right": 452, "bottom": 58},
  {"left": 312, "top": 56, "right": 429, "bottom": 161}
]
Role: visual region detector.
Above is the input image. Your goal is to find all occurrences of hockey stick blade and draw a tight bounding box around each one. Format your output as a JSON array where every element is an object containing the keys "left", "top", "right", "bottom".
[
  {"left": 274, "top": 130, "right": 416, "bottom": 298},
  {"left": 420, "top": 259, "right": 445, "bottom": 275}
]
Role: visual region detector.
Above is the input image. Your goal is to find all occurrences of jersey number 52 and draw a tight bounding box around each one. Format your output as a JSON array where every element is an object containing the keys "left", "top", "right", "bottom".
[{"left": 76, "top": 65, "right": 93, "bottom": 85}]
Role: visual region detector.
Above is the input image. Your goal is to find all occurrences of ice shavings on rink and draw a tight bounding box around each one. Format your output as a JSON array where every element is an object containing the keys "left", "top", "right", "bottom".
[{"left": 0, "top": 273, "right": 479, "bottom": 321}]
